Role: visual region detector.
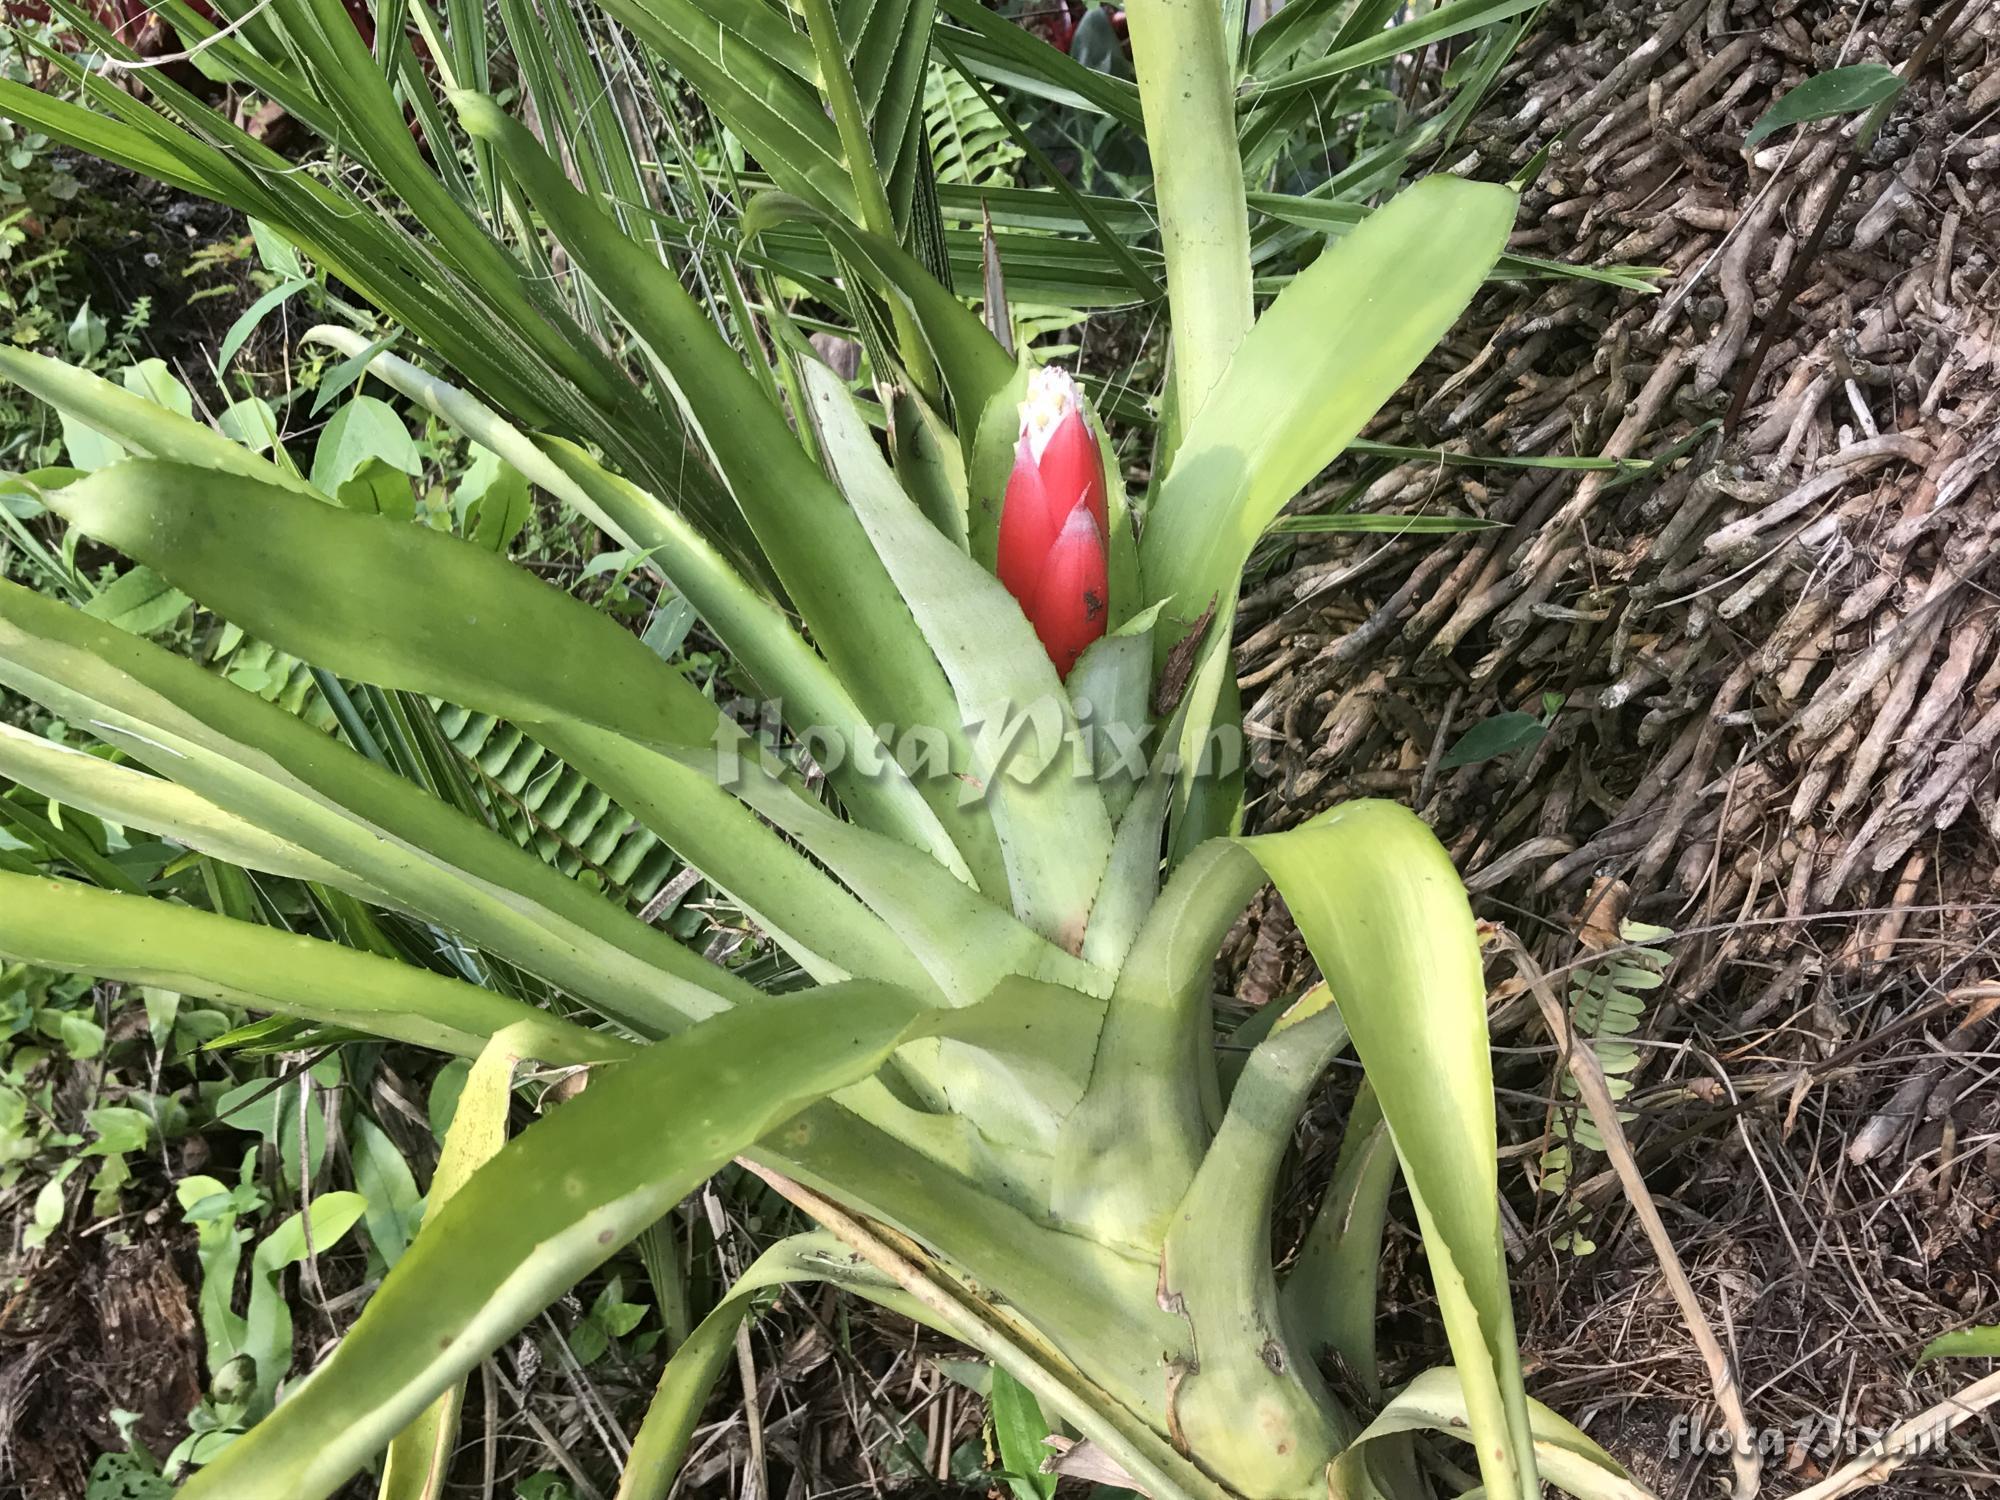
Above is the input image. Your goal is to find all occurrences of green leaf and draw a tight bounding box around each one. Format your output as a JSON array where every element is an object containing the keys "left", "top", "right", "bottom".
[
  {"left": 1140, "top": 176, "right": 1515, "bottom": 680},
  {"left": 0, "top": 873, "right": 630, "bottom": 1068},
  {"left": 1160, "top": 992, "right": 1351, "bottom": 1493},
  {"left": 175, "top": 983, "right": 981, "bottom": 1500},
  {"left": 799, "top": 359, "right": 1113, "bottom": 949},
  {"left": 78, "top": 566, "right": 191, "bottom": 637},
  {"left": 585, "top": 0, "right": 860, "bottom": 221},
  {"left": 450, "top": 99, "right": 999, "bottom": 893},
  {"left": 217, "top": 398, "right": 281, "bottom": 454},
  {"left": 58, "top": 1011, "right": 105, "bottom": 1059},
  {"left": 218, "top": 277, "right": 310, "bottom": 371},
  {"left": 334, "top": 455, "right": 417, "bottom": 520},
  {"left": 1329, "top": 1368, "right": 1647, "bottom": 1500},
  {"left": 0, "top": 345, "right": 319, "bottom": 497},
  {"left": 119, "top": 359, "right": 194, "bottom": 418},
  {"left": 1242, "top": 802, "right": 1538, "bottom": 1500},
  {"left": 310, "top": 396, "right": 421, "bottom": 497},
  {"left": 934, "top": 0, "right": 1146, "bottom": 128},
  {"left": 351, "top": 1118, "right": 422, "bottom": 1267},
  {"left": 0, "top": 578, "right": 751, "bottom": 1034},
  {"left": 1918, "top": 1326, "right": 2000, "bottom": 1364},
  {"left": 44, "top": 462, "right": 723, "bottom": 755},
  {"left": 1242, "top": 0, "right": 1548, "bottom": 102},
  {"left": 988, "top": 1367, "right": 1058, "bottom": 1500},
  {"left": 60, "top": 411, "right": 125, "bottom": 472},
  {"left": 540, "top": 721, "right": 1090, "bottom": 1011},
  {"left": 1745, "top": 64, "right": 1903, "bottom": 147},
  {"left": 85, "top": 1105, "right": 153, "bottom": 1158},
  {"left": 1438, "top": 710, "right": 1547, "bottom": 768},
  {"left": 452, "top": 448, "right": 531, "bottom": 553},
  {"left": 25, "top": 1159, "right": 79, "bottom": 1249},
  {"left": 1055, "top": 840, "right": 1266, "bottom": 1245},
  {"left": 298, "top": 328, "right": 972, "bottom": 881},
  {"left": 741, "top": 190, "right": 1015, "bottom": 426},
  {"left": 378, "top": 1027, "right": 525, "bottom": 1500},
  {"left": 244, "top": 1191, "right": 369, "bottom": 1409},
  {"left": 310, "top": 332, "right": 401, "bottom": 417},
  {"left": 1125, "top": 0, "right": 1251, "bottom": 437}
]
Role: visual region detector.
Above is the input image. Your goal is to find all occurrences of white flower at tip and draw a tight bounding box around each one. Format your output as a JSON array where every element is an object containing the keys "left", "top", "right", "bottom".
[{"left": 1018, "top": 365, "right": 1081, "bottom": 463}]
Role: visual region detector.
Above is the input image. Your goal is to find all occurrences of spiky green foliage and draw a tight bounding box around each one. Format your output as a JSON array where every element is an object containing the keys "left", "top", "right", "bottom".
[{"left": 0, "top": 5, "right": 1651, "bottom": 1500}]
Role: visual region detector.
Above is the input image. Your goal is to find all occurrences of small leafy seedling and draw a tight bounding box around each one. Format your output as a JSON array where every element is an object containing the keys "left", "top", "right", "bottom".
[
  {"left": 1440, "top": 692, "right": 1565, "bottom": 769},
  {"left": 1745, "top": 63, "right": 1903, "bottom": 147}
]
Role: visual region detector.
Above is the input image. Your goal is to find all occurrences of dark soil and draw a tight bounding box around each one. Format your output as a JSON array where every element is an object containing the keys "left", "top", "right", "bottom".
[{"left": 1, "top": 1226, "right": 204, "bottom": 1496}]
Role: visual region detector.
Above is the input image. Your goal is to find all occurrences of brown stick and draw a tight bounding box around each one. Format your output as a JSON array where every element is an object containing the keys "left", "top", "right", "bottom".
[
  {"left": 1784, "top": 1369, "right": 2000, "bottom": 1500},
  {"left": 1501, "top": 933, "right": 1762, "bottom": 1500}
]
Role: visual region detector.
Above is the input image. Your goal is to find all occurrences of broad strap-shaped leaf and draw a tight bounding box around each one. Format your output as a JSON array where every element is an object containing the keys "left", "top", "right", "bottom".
[
  {"left": 378, "top": 1026, "right": 528, "bottom": 1500},
  {"left": 799, "top": 358, "right": 1115, "bottom": 950},
  {"left": 1242, "top": 801, "right": 1539, "bottom": 1500},
  {"left": 299, "top": 327, "right": 972, "bottom": 880},
  {"left": 540, "top": 723, "right": 1104, "bottom": 1006},
  {"left": 1140, "top": 177, "right": 1516, "bottom": 663},
  {"left": 0, "top": 578, "right": 752, "bottom": 1033},
  {"left": 0, "top": 721, "right": 350, "bottom": 889},
  {"left": 1076, "top": 750, "right": 1175, "bottom": 974},
  {"left": 755, "top": 1104, "right": 1231, "bottom": 1500},
  {"left": 1053, "top": 839, "right": 1264, "bottom": 1246},
  {"left": 37, "top": 463, "right": 925, "bottom": 985},
  {"left": 1161, "top": 989, "right": 1354, "bottom": 1494},
  {"left": 1124, "top": 0, "right": 1253, "bottom": 438},
  {"left": 1280, "top": 1080, "right": 1398, "bottom": 1396},
  {"left": 0, "top": 345, "right": 319, "bottom": 496},
  {"left": 0, "top": 873, "right": 623, "bottom": 1067},
  {"left": 176, "top": 982, "right": 998, "bottom": 1500},
  {"left": 1330, "top": 1368, "right": 1653, "bottom": 1500},
  {"left": 46, "top": 460, "right": 720, "bottom": 754}
]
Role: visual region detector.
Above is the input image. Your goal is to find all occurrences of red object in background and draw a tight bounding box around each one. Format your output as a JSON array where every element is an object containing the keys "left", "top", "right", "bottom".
[
  {"left": 997, "top": 367, "right": 1111, "bottom": 680},
  {"left": 1019, "top": 0, "right": 1086, "bottom": 53}
]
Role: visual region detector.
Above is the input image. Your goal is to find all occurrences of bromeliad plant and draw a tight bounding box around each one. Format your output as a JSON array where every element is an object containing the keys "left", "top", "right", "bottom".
[{"left": 0, "top": 3, "right": 1649, "bottom": 1498}]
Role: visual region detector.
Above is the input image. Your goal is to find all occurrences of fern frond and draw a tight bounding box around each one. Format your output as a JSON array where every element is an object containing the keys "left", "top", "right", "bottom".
[
  {"left": 1538, "top": 919, "right": 1674, "bottom": 1254},
  {"left": 922, "top": 64, "right": 1023, "bottom": 188},
  {"left": 433, "top": 704, "right": 683, "bottom": 913}
]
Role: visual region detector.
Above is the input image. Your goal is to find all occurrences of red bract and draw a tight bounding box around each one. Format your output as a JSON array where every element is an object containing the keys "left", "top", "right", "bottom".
[{"left": 996, "top": 367, "right": 1110, "bottom": 679}]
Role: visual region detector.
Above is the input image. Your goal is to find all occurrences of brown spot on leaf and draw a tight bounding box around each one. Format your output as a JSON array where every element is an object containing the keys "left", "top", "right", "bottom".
[{"left": 1153, "top": 594, "right": 1218, "bottom": 717}]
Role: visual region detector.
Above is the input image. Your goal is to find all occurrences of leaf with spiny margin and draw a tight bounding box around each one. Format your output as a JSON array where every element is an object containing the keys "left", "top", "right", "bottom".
[
  {"left": 0, "top": 873, "right": 626, "bottom": 1067},
  {"left": 175, "top": 982, "right": 1040, "bottom": 1500}
]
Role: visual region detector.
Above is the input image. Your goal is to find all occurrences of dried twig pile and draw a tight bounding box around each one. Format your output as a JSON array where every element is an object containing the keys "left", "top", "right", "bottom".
[
  {"left": 1244, "top": 0, "right": 2000, "bottom": 1063},
  {"left": 1236, "top": 0, "right": 2000, "bottom": 1488}
]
